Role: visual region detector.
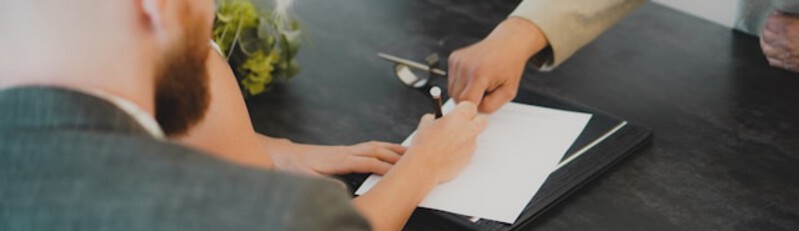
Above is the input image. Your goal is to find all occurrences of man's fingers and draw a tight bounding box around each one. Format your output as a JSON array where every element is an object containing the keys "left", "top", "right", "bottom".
[
  {"left": 458, "top": 75, "right": 489, "bottom": 106},
  {"left": 762, "top": 10, "right": 799, "bottom": 73},
  {"left": 448, "top": 52, "right": 461, "bottom": 99},
  {"left": 478, "top": 85, "right": 516, "bottom": 113},
  {"left": 762, "top": 42, "right": 782, "bottom": 60},
  {"left": 761, "top": 27, "right": 783, "bottom": 48},
  {"left": 451, "top": 61, "right": 471, "bottom": 103},
  {"left": 783, "top": 63, "right": 799, "bottom": 73},
  {"left": 768, "top": 57, "right": 785, "bottom": 68},
  {"left": 761, "top": 36, "right": 779, "bottom": 57}
]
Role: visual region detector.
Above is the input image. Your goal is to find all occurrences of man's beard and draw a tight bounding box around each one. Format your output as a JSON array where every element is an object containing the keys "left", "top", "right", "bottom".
[{"left": 154, "top": 10, "right": 211, "bottom": 137}]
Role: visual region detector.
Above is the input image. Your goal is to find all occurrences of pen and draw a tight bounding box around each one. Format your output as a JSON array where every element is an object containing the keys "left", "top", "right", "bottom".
[
  {"left": 430, "top": 86, "right": 443, "bottom": 118},
  {"left": 378, "top": 53, "right": 448, "bottom": 76}
]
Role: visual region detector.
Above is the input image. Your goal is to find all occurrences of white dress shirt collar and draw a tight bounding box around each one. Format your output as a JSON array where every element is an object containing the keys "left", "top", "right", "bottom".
[{"left": 83, "top": 89, "right": 166, "bottom": 140}]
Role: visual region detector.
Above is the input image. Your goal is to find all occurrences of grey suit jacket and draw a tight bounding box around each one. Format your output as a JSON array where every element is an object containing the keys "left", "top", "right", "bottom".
[{"left": 0, "top": 87, "right": 370, "bottom": 231}]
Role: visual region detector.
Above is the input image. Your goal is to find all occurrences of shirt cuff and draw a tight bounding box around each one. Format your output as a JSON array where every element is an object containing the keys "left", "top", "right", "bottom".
[{"left": 509, "top": 1, "right": 575, "bottom": 71}]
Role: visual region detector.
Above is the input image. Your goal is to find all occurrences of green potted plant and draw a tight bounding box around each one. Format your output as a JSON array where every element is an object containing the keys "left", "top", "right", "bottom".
[{"left": 212, "top": 0, "right": 302, "bottom": 97}]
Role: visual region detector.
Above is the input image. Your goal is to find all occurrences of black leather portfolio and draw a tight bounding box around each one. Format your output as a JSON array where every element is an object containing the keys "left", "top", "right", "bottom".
[{"left": 344, "top": 89, "right": 653, "bottom": 231}]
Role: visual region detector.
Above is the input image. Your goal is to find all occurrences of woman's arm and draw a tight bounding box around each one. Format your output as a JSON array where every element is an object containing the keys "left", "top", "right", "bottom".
[{"left": 179, "top": 49, "right": 487, "bottom": 231}]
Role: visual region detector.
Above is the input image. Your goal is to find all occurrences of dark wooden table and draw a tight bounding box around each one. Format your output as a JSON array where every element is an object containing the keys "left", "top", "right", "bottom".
[{"left": 246, "top": 1, "right": 799, "bottom": 230}]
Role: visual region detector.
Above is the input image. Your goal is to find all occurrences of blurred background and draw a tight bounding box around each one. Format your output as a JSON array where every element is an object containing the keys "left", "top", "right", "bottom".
[{"left": 656, "top": 0, "right": 736, "bottom": 27}]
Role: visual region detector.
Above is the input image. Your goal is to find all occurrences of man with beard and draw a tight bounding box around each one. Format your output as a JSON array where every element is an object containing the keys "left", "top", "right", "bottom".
[{"left": 0, "top": 0, "right": 486, "bottom": 230}]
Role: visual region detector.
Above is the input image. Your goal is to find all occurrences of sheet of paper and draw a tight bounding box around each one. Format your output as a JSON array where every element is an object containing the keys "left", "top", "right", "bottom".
[{"left": 355, "top": 100, "right": 592, "bottom": 224}]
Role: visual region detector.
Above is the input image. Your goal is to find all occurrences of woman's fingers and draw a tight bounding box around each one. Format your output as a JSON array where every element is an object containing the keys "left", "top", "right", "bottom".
[
  {"left": 472, "top": 115, "right": 488, "bottom": 133},
  {"left": 366, "top": 141, "right": 406, "bottom": 155},
  {"left": 418, "top": 114, "right": 436, "bottom": 129},
  {"left": 349, "top": 156, "right": 393, "bottom": 175},
  {"left": 353, "top": 142, "right": 404, "bottom": 163},
  {"left": 371, "top": 147, "right": 402, "bottom": 164},
  {"left": 381, "top": 142, "right": 407, "bottom": 155}
]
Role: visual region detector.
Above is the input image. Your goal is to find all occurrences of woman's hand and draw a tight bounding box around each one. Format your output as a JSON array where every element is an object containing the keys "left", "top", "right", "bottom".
[
  {"left": 352, "top": 102, "right": 487, "bottom": 231},
  {"left": 404, "top": 102, "right": 488, "bottom": 184},
  {"left": 262, "top": 136, "right": 406, "bottom": 176}
]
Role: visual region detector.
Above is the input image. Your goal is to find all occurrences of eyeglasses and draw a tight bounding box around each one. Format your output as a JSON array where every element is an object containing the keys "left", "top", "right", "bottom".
[{"left": 378, "top": 53, "right": 447, "bottom": 90}]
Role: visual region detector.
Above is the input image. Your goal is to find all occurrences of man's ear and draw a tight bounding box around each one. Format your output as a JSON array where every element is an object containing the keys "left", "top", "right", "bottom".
[{"left": 139, "top": 0, "right": 168, "bottom": 42}]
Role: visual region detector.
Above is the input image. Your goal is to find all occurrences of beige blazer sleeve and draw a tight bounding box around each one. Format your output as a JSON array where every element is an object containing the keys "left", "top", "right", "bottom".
[{"left": 510, "top": 0, "right": 647, "bottom": 71}]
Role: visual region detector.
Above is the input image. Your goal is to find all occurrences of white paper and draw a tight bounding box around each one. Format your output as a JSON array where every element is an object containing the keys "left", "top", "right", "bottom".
[{"left": 355, "top": 100, "right": 591, "bottom": 224}]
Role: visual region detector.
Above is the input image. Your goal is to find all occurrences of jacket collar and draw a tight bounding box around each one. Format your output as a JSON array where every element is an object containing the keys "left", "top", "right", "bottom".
[{"left": 0, "top": 86, "right": 159, "bottom": 138}]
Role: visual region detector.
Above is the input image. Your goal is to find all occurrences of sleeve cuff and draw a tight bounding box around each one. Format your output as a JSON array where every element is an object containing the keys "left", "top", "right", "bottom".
[
  {"left": 774, "top": 0, "right": 799, "bottom": 14},
  {"left": 509, "top": 0, "right": 647, "bottom": 71},
  {"left": 509, "top": 1, "right": 571, "bottom": 71}
]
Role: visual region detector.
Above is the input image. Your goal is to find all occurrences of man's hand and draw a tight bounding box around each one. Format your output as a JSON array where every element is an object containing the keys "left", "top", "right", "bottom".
[
  {"left": 405, "top": 102, "right": 488, "bottom": 183},
  {"left": 448, "top": 17, "right": 548, "bottom": 113},
  {"left": 761, "top": 11, "right": 799, "bottom": 73},
  {"left": 264, "top": 137, "right": 406, "bottom": 176}
]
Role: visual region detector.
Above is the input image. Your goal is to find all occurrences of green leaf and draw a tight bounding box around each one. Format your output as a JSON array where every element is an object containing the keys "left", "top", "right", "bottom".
[{"left": 213, "top": 0, "right": 303, "bottom": 97}]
